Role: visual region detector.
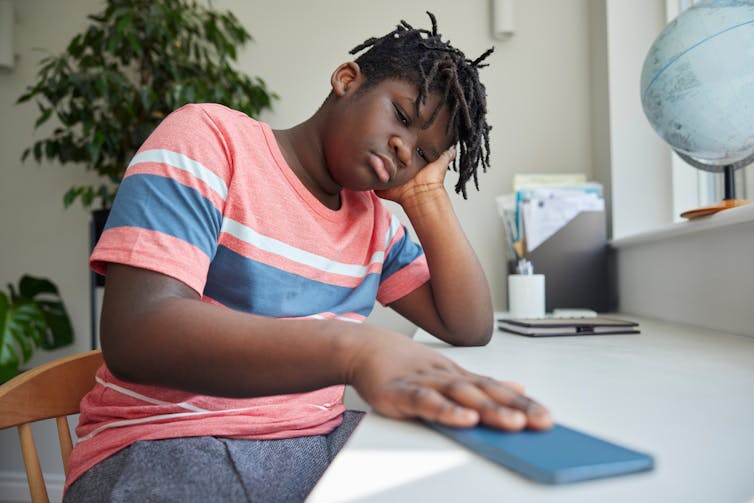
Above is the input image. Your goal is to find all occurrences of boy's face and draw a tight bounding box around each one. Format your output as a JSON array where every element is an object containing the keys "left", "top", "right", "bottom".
[{"left": 323, "top": 67, "right": 455, "bottom": 192}]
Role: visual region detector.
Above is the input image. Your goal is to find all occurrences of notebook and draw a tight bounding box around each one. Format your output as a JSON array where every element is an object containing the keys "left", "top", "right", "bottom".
[
  {"left": 498, "top": 316, "right": 639, "bottom": 337},
  {"left": 425, "top": 422, "right": 654, "bottom": 484}
]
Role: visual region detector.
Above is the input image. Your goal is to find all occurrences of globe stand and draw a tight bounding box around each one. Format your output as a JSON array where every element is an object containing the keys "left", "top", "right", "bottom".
[{"left": 675, "top": 151, "right": 754, "bottom": 220}]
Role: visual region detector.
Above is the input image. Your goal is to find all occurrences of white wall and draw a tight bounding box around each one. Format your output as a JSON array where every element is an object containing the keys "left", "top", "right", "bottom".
[
  {"left": 0, "top": 0, "right": 597, "bottom": 498},
  {"left": 605, "top": 0, "right": 672, "bottom": 239},
  {"left": 613, "top": 204, "right": 754, "bottom": 337}
]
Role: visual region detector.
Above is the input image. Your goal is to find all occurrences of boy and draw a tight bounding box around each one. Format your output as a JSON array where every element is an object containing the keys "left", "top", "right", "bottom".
[{"left": 64, "top": 12, "right": 551, "bottom": 502}]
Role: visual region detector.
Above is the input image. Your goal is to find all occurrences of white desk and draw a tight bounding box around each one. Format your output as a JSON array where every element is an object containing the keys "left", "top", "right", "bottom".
[{"left": 309, "top": 316, "right": 754, "bottom": 503}]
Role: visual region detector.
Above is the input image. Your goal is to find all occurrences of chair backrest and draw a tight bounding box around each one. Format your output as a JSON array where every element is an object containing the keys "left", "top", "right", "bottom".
[{"left": 0, "top": 350, "right": 103, "bottom": 503}]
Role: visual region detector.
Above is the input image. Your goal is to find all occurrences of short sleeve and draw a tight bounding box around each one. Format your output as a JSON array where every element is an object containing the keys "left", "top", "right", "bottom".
[
  {"left": 90, "top": 104, "right": 232, "bottom": 294},
  {"left": 376, "top": 216, "right": 430, "bottom": 305}
]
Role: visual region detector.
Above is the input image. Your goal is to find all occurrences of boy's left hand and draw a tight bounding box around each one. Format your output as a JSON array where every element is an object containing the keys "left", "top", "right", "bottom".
[{"left": 375, "top": 146, "right": 456, "bottom": 205}]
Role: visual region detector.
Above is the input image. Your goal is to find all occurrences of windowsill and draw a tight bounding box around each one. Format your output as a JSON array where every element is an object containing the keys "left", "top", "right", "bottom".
[{"left": 610, "top": 202, "right": 754, "bottom": 249}]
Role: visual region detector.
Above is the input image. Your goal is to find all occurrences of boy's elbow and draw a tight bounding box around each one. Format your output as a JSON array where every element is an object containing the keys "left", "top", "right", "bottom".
[
  {"left": 446, "top": 319, "right": 494, "bottom": 347},
  {"left": 461, "top": 329, "right": 493, "bottom": 347}
]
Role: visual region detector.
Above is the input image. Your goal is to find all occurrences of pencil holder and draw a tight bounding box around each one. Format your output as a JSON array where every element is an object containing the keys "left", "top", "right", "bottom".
[{"left": 508, "top": 274, "right": 546, "bottom": 318}]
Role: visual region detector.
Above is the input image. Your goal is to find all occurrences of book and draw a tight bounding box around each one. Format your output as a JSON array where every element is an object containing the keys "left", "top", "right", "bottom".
[
  {"left": 498, "top": 316, "right": 639, "bottom": 337},
  {"left": 425, "top": 422, "right": 654, "bottom": 484}
]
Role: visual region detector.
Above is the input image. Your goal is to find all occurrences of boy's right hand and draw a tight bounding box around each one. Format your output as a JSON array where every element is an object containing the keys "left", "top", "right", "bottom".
[{"left": 347, "top": 330, "right": 552, "bottom": 431}]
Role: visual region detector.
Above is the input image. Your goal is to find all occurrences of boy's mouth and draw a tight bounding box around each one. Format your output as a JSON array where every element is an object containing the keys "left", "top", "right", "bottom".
[{"left": 368, "top": 153, "right": 395, "bottom": 183}]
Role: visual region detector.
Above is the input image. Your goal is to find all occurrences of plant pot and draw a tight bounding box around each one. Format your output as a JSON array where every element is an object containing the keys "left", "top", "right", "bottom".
[{"left": 90, "top": 208, "right": 110, "bottom": 287}]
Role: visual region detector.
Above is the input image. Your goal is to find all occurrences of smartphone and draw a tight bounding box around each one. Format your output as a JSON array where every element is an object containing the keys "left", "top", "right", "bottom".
[{"left": 425, "top": 422, "right": 654, "bottom": 484}]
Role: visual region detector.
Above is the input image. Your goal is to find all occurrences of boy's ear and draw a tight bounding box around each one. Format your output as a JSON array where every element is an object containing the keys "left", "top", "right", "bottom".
[{"left": 331, "top": 62, "right": 362, "bottom": 96}]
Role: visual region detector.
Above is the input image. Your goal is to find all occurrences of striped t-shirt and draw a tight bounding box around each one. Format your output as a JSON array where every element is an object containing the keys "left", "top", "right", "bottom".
[{"left": 66, "top": 103, "right": 430, "bottom": 489}]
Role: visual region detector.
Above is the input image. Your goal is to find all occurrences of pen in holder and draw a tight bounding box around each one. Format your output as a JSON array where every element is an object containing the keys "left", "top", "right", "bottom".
[{"left": 508, "top": 259, "right": 546, "bottom": 319}]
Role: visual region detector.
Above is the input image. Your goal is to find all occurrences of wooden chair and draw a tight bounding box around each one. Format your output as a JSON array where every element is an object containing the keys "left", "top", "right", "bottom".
[{"left": 0, "top": 350, "right": 103, "bottom": 503}]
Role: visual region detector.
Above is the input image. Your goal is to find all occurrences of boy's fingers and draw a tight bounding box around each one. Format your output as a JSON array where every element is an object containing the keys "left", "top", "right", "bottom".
[
  {"left": 475, "top": 378, "right": 553, "bottom": 430},
  {"left": 388, "top": 375, "right": 551, "bottom": 431},
  {"left": 437, "top": 145, "right": 456, "bottom": 168},
  {"left": 424, "top": 145, "right": 456, "bottom": 172},
  {"left": 436, "top": 378, "right": 552, "bottom": 431},
  {"left": 393, "top": 383, "right": 479, "bottom": 428},
  {"left": 445, "top": 145, "right": 457, "bottom": 162}
]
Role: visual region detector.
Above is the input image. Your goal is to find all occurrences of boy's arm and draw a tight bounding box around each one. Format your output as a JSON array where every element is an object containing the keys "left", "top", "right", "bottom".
[
  {"left": 378, "top": 147, "right": 494, "bottom": 346},
  {"left": 100, "top": 263, "right": 550, "bottom": 431}
]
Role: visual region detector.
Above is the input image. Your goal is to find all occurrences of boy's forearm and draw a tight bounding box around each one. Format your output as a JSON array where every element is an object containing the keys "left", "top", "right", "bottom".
[
  {"left": 401, "top": 189, "right": 494, "bottom": 343},
  {"left": 101, "top": 279, "right": 374, "bottom": 397}
]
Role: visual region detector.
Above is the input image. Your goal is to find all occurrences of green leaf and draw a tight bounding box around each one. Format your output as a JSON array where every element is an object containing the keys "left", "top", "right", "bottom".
[
  {"left": 63, "top": 187, "right": 81, "bottom": 208},
  {"left": 19, "top": 275, "right": 59, "bottom": 298},
  {"left": 35, "top": 108, "right": 53, "bottom": 129},
  {"left": 0, "top": 292, "right": 22, "bottom": 382},
  {"left": 80, "top": 186, "right": 94, "bottom": 207},
  {"left": 10, "top": 322, "right": 34, "bottom": 362},
  {"left": 87, "top": 141, "right": 102, "bottom": 165},
  {"left": 0, "top": 277, "right": 75, "bottom": 383}
]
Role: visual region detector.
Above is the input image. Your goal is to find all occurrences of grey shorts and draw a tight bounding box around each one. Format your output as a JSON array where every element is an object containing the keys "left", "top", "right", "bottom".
[{"left": 64, "top": 410, "right": 364, "bottom": 503}]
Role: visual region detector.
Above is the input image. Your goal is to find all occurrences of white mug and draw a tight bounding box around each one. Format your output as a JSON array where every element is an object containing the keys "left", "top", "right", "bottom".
[{"left": 508, "top": 274, "right": 546, "bottom": 318}]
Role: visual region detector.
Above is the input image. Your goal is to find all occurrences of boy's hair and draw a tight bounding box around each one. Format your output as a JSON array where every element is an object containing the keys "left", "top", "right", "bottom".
[{"left": 350, "top": 11, "right": 493, "bottom": 199}]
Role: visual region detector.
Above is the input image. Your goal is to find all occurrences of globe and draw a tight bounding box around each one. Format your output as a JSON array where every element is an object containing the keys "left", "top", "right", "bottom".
[{"left": 640, "top": 0, "right": 754, "bottom": 173}]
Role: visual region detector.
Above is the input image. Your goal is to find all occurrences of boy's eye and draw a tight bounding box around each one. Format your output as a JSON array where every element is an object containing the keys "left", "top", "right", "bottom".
[
  {"left": 417, "top": 147, "right": 428, "bottom": 162},
  {"left": 393, "top": 104, "right": 409, "bottom": 126}
]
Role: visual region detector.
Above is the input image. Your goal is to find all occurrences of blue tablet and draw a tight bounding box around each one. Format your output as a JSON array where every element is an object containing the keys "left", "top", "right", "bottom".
[{"left": 425, "top": 422, "right": 654, "bottom": 484}]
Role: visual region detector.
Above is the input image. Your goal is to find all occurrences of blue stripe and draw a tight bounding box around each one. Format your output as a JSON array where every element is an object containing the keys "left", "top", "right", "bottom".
[
  {"left": 105, "top": 174, "right": 222, "bottom": 258},
  {"left": 205, "top": 245, "right": 379, "bottom": 318},
  {"left": 380, "top": 229, "right": 424, "bottom": 283}
]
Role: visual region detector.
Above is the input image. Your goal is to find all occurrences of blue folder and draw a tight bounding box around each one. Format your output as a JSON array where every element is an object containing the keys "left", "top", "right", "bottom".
[{"left": 425, "top": 422, "right": 654, "bottom": 484}]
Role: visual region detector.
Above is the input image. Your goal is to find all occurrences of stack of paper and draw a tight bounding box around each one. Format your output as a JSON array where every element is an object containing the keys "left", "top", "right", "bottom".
[{"left": 496, "top": 174, "right": 605, "bottom": 256}]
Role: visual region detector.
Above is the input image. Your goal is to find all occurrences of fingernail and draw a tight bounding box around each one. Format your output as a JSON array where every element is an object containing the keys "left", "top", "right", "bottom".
[
  {"left": 499, "top": 407, "right": 526, "bottom": 423},
  {"left": 458, "top": 407, "right": 479, "bottom": 423}
]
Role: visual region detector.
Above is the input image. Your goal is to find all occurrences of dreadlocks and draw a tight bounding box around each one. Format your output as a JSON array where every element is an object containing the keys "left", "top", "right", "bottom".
[{"left": 349, "top": 11, "right": 493, "bottom": 199}]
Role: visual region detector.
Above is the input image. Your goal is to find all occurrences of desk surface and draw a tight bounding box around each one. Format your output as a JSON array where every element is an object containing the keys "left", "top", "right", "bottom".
[{"left": 309, "top": 316, "right": 754, "bottom": 503}]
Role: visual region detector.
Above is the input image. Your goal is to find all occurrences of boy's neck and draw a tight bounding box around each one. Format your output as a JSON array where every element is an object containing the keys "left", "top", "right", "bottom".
[{"left": 273, "top": 117, "right": 342, "bottom": 211}]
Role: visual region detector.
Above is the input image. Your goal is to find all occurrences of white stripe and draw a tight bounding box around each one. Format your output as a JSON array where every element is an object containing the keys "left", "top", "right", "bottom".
[
  {"left": 77, "top": 410, "right": 210, "bottom": 442},
  {"left": 95, "top": 377, "right": 208, "bottom": 413},
  {"left": 78, "top": 406, "right": 260, "bottom": 442},
  {"left": 128, "top": 149, "right": 229, "bottom": 200},
  {"left": 221, "top": 218, "right": 385, "bottom": 278},
  {"left": 385, "top": 215, "right": 402, "bottom": 248},
  {"left": 77, "top": 403, "right": 340, "bottom": 442},
  {"left": 309, "top": 314, "right": 363, "bottom": 324},
  {"left": 335, "top": 316, "right": 362, "bottom": 324}
]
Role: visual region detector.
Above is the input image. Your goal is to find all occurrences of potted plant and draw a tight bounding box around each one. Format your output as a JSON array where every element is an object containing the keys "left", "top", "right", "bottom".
[
  {"left": 0, "top": 275, "right": 74, "bottom": 384},
  {"left": 17, "top": 0, "right": 276, "bottom": 212}
]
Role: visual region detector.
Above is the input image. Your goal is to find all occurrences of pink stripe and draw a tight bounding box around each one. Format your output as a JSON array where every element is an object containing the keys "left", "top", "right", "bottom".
[
  {"left": 90, "top": 227, "right": 211, "bottom": 294},
  {"left": 377, "top": 255, "right": 430, "bottom": 305}
]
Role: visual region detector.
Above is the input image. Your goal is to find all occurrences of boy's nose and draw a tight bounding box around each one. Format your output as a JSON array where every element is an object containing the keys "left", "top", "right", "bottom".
[{"left": 388, "top": 135, "right": 413, "bottom": 168}]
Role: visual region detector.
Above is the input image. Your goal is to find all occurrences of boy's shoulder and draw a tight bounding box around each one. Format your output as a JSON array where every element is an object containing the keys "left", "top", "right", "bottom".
[{"left": 171, "top": 102, "right": 263, "bottom": 127}]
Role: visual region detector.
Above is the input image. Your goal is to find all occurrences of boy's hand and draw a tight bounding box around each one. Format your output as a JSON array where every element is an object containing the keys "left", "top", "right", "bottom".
[
  {"left": 348, "top": 330, "right": 552, "bottom": 431},
  {"left": 375, "top": 146, "right": 456, "bottom": 206}
]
